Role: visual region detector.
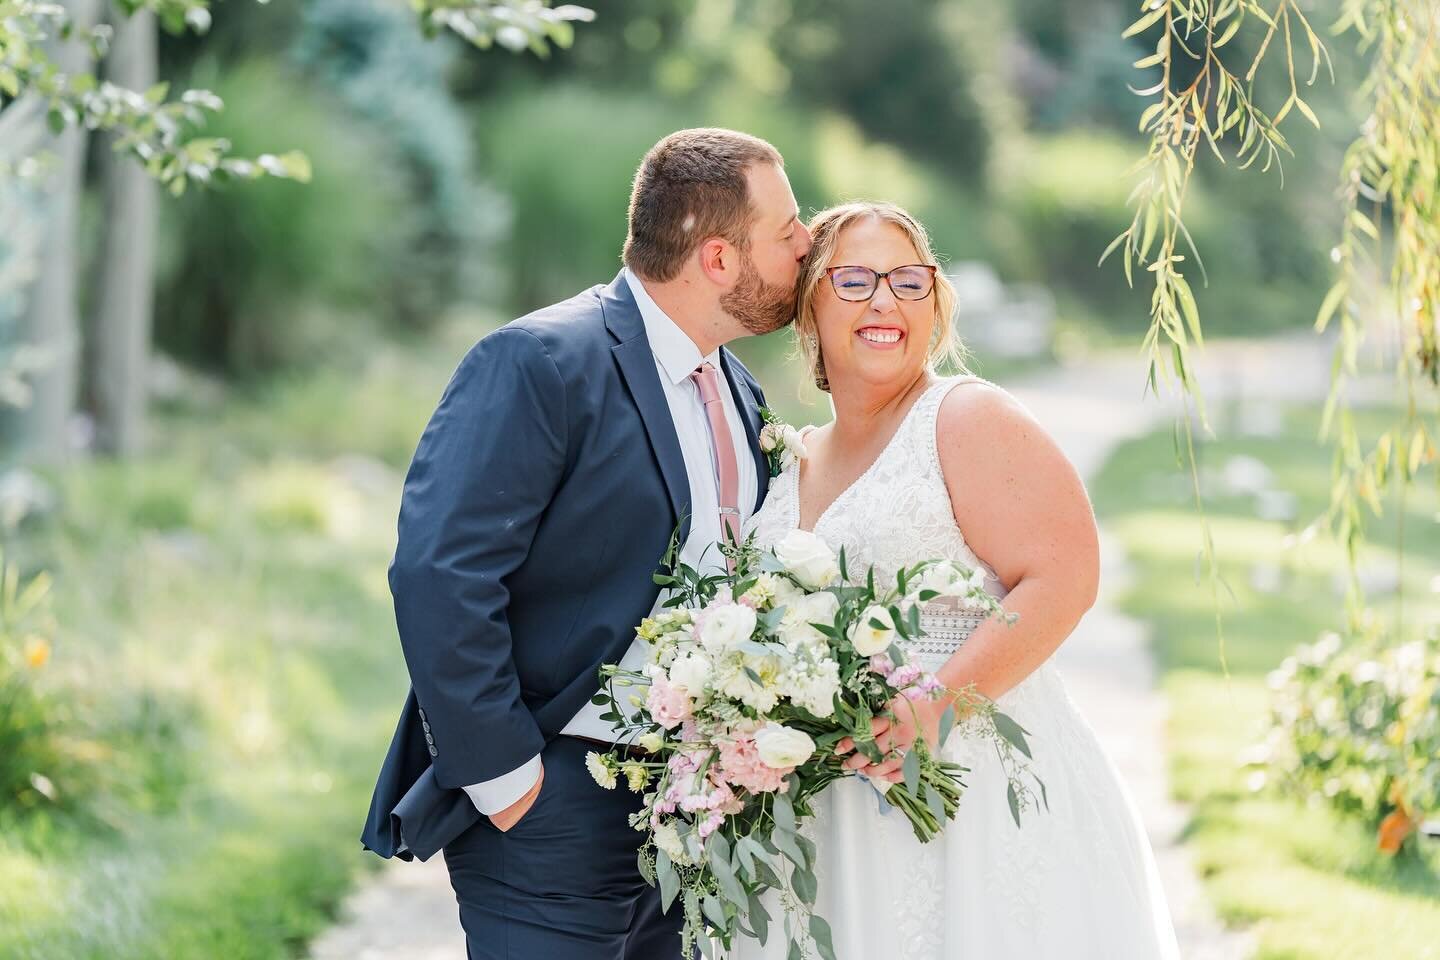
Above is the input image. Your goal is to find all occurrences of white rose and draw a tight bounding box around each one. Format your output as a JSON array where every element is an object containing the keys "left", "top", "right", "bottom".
[
  {"left": 966, "top": 568, "right": 989, "bottom": 593},
  {"left": 638, "top": 732, "right": 664, "bottom": 753},
  {"left": 849, "top": 603, "right": 896, "bottom": 656},
  {"left": 754, "top": 722, "right": 816, "bottom": 769},
  {"left": 759, "top": 422, "right": 782, "bottom": 453},
  {"left": 774, "top": 529, "right": 840, "bottom": 590},
  {"left": 667, "top": 652, "right": 712, "bottom": 697},
  {"left": 698, "top": 602, "right": 758, "bottom": 655}
]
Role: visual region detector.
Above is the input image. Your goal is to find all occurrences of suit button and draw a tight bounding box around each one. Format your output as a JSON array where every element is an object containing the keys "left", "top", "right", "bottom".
[
  {"left": 425, "top": 733, "right": 435, "bottom": 745},
  {"left": 422, "top": 721, "right": 431, "bottom": 733},
  {"left": 428, "top": 746, "right": 438, "bottom": 757}
]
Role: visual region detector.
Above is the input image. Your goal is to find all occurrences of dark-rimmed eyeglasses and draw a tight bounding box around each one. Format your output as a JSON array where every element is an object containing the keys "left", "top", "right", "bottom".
[{"left": 824, "top": 264, "right": 937, "bottom": 302}]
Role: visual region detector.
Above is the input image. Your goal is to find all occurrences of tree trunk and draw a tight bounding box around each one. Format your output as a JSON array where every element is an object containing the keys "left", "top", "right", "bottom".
[
  {"left": 12, "top": 0, "right": 103, "bottom": 465},
  {"left": 88, "top": 7, "right": 158, "bottom": 458}
]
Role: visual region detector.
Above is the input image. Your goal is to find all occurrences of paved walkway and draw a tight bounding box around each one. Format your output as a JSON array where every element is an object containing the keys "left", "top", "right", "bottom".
[{"left": 312, "top": 332, "right": 1348, "bottom": 960}]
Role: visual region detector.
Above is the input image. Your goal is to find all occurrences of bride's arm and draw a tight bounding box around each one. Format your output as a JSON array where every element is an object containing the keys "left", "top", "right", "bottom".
[
  {"left": 929, "top": 382, "right": 1100, "bottom": 702},
  {"left": 849, "top": 383, "right": 1099, "bottom": 776}
]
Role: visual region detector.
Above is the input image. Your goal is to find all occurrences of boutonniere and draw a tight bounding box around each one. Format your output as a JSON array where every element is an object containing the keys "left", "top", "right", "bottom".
[{"left": 757, "top": 407, "right": 807, "bottom": 478}]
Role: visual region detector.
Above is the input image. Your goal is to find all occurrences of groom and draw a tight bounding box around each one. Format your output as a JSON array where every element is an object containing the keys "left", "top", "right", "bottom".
[{"left": 361, "top": 128, "right": 812, "bottom": 958}]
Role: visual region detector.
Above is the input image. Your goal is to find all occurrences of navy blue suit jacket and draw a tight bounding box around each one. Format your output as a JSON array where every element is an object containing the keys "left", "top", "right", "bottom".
[{"left": 361, "top": 272, "right": 770, "bottom": 861}]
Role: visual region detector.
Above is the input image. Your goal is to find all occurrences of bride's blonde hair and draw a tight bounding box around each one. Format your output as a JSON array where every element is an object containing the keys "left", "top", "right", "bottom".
[{"left": 794, "top": 201, "right": 968, "bottom": 392}]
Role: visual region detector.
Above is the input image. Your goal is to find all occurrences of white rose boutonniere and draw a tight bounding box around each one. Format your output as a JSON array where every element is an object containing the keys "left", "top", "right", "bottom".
[{"left": 758, "top": 407, "right": 807, "bottom": 478}]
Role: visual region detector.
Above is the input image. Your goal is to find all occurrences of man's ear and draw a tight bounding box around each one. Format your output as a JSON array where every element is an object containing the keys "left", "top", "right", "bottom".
[{"left": 697, "top": 237, "right": 735, "bottom": 286}]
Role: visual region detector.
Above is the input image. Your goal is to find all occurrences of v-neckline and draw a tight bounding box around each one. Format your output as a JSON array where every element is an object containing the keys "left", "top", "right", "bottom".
[{"left": 793, "top": 378, "right": 945, "bottom": 534}]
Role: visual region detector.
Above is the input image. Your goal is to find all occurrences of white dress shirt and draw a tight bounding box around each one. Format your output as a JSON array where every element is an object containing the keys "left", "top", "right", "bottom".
[{"left": 462, "top": 269, "right": 760, "bottom": 815}]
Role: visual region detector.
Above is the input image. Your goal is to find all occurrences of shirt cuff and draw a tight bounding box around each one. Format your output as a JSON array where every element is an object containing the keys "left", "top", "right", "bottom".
[{"left": 461, "top": 754, "right": 542, "bottom": 816}]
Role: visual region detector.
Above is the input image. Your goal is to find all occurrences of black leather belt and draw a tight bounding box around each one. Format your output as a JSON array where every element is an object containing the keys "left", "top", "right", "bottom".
[{"left": 564, "top": 734, "right": 651, "bottom": 761}]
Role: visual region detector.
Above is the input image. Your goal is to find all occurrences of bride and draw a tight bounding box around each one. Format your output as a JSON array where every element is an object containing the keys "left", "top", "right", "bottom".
[{"left": 735, "top": 201, "right": 1181, "bottom": 959}]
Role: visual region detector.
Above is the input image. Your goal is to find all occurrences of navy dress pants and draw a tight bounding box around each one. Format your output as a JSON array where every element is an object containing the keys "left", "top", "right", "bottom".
[{"left": 442, "top": 736, "right": 685, "bottom": 960}]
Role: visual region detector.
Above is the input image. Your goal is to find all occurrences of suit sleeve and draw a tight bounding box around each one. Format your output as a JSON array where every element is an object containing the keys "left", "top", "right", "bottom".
[{"left": 388, "top": 327, "right": 565, "bottom": 789}]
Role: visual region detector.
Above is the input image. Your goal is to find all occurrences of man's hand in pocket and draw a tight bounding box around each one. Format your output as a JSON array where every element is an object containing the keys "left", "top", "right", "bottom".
[{"left": 489, "top": 762, "right": 544, "bottom": 832}]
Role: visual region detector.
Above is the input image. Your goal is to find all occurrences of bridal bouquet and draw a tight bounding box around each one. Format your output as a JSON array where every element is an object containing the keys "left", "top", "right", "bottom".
[{"left": 588, "top": 529, "right": 1039, "bottom": 959}]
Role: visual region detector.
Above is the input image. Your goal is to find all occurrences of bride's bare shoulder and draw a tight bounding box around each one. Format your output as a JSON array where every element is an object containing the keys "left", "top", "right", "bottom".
[
  {"left": 935, "top": 378, "right": 1075, "bottom": 488},
  {"left": 935, "top": 378, "right": 1039, "bottom": 442}
]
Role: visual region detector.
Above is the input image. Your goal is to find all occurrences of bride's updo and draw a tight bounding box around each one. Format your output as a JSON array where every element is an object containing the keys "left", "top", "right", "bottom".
[{"left": 794, "top": 201, "right": 967, "bottom": 392}]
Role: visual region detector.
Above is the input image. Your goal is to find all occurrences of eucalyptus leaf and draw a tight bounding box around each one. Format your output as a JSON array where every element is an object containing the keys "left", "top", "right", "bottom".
[
  {"left": 657, "top": 859, "right": 680, "bottom": 911},
  {"left": 791, "top": 864, "right": 817, "bottom": 906},
  {"left": 810, "top": 913, "right": 838, "bottom": 960},
  {"left": 637, "top": 850, "right": 655, "bottom": 886},
  {"left": 992, "top": 711, "right": 1033, "bottom": 759},
  {"left": 747, "top": 892, "right": 771, "bottom": 945},
  {"left": 772, "top": 792, "right": 796, "bottom": 834},
  {"left": 903, "top": 748, "right": 921, "bottom": 795},
  {"left": 702, "top": 893, "right": 727, "bottom": 928}
]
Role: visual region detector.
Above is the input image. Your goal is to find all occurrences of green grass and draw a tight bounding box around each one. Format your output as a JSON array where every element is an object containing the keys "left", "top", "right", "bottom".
[
  {"left": 1091, "top": 403, "right": 1440, "bottom": 959},
  {"left": 0, "top": 321, "right": 490, "bottom": 958}
]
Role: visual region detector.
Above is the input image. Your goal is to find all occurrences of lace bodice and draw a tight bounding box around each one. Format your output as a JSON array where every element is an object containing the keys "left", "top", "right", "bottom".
[{"left": 747, "top": 376, "right": 1004, "bottom": 668}]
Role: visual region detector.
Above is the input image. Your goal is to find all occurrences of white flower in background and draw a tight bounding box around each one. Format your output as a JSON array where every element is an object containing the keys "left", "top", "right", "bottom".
[
  {"left": 849, "top": 603, "right": 897, "bottom": 656},
  {"left": 754, "top": 722, "right": 816, "bottom": 768},
  {"left": 698, "top": 602, "right": 758, "bottom": 655},
  {"left": 654, "top": 820, "right": 691, "bottom": 864},
  {"left": 585, "top": 751, "right": 618, "bottom": 790},
  {"left": 739, "top": 575, "right": 775, "bottom": 608},
  {"left": 777, "top": 590, "right": 840, "bottom": 652},
  {"left": 760, "top": 572, "right": 806, "bottom": 611},
  {"left": 638, "top": 732, "right": 664, "bottom": 753},
  {"left": 716, "top": 650, "right": 783, "bottom": 713},
  {"left": 668, "top": 651, "right": 712, "bottom": 698},
  {"left": 774, "top": 529, "right": 840, "bottom": 590}
]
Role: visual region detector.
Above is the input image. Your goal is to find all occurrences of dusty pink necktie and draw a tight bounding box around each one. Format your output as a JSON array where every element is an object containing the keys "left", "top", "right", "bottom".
[{"left": 690, "top": 362, "right": 742, "bottom": 552}]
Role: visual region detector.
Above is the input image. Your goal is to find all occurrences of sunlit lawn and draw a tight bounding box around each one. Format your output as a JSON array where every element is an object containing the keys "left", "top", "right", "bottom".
[{"left": 1091, "top": 403, "right": 1440, "bottom": 960}]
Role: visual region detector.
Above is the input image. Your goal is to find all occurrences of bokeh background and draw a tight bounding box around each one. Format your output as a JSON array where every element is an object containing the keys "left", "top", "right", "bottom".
[{"left": 1, "top": 1, "right": 1436, "bottom": 958}]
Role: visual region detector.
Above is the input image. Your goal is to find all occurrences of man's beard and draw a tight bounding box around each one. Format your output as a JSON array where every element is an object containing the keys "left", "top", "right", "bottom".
[{"left": 721, "top": 251, "right": 796, "bottom": 336}]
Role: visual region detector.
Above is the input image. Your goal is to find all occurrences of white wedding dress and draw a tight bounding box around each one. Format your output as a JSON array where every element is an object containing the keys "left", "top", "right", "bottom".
[{"left": 733, "top": 376, "right": 1180, "bottom": 960}]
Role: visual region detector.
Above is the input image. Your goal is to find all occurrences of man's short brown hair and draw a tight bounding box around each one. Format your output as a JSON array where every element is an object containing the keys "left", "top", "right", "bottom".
[{"left": 623, "top": 128, "right": 784, "bottom": 282}]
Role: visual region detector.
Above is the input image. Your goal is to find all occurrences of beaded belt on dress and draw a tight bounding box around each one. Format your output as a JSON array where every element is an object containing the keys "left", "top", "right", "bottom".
[{"left": 907, "top": 608, "right": 990, "bottom": 665}]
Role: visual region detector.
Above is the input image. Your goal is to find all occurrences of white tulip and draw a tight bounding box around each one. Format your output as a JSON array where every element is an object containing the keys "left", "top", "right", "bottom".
[{"left": 849, "top": 603, "right": 897, "bottom": 656}]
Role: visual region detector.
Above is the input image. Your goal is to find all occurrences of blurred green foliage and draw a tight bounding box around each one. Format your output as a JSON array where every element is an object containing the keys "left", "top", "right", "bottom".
[
  {"left": 151, "top": 60, "right": 402, "bottom": 375},
  {"left": 136, "top": 0, "right": 1355, "bottom": 377}
]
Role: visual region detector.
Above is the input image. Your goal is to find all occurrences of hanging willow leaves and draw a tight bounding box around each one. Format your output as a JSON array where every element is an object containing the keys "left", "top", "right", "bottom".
[
  {"left": 1314, "top": 0, "right": 1439, "bottom": 627},
  {"left": 1107, "top": 0, "right": 1333, "bottom": 669}
]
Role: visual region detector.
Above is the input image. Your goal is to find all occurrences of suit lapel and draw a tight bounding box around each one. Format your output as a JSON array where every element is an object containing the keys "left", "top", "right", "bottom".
[
  {"left": 719, "top": 347, "right": 770, "bottom": 514},
  {"left": 602, "top": 273, "right": 693, "bottom": 544}
]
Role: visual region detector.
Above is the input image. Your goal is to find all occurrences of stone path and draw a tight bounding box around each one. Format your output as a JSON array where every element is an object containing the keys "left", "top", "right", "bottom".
[{"left": 312, "top": 331, "right": 1348, "bottom": 960}]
